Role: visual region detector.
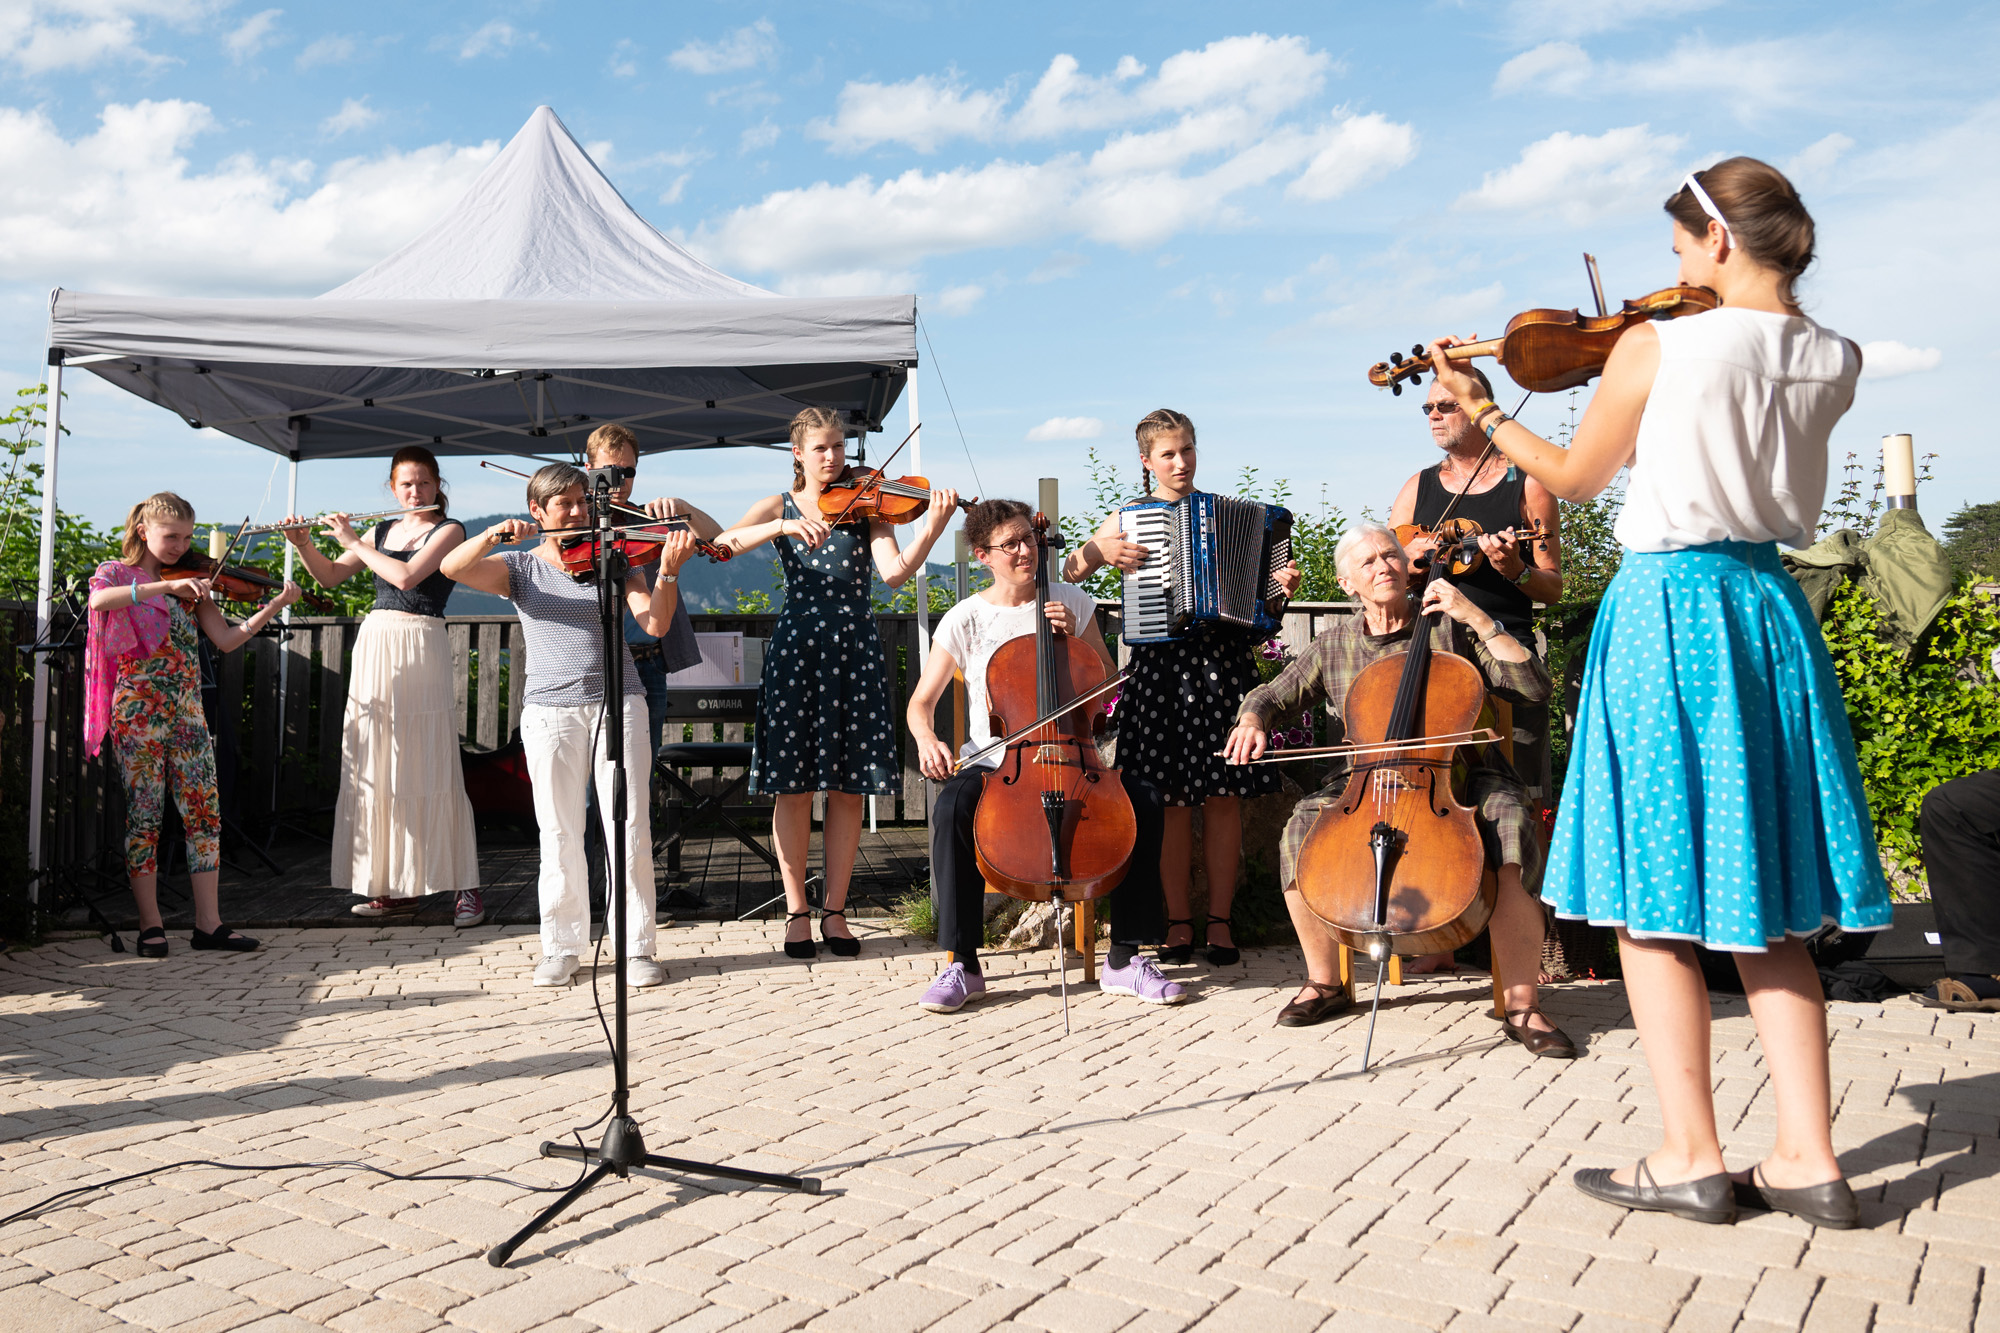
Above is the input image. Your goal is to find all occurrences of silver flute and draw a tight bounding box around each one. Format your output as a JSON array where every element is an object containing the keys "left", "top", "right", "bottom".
[{"left": 237, "top": 504, "right": 441, "bottom": 535}]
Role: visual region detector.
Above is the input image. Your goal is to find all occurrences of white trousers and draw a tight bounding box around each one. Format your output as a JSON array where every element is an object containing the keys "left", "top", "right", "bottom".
[{"left": 519, "top": 699, "right": 656, "bottom": 960}]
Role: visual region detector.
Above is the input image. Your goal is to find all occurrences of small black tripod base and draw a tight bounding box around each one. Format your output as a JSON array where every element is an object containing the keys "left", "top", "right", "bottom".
[{"left": 485, "top": 1116, "right": 820, "bottom": 1267}]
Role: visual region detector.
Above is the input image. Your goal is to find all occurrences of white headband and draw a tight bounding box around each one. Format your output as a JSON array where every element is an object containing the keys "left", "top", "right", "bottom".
[{"left": 1682, "top": 172, "right": 1734, "bottom": 250}]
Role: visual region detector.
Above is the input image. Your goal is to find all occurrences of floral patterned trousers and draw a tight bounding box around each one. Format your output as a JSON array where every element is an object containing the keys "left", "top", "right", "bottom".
[{"left": 110, "top": 691, "right": 222, "bottom": 877}]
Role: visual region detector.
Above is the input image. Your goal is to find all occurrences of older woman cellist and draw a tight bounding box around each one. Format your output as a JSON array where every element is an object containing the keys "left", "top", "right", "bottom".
[{"left": 1223, "top": 522, "right": 1572, "bottom": 1056}]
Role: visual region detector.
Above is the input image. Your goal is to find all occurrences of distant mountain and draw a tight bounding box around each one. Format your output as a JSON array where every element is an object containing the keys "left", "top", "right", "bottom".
[{"left": 441, "top": 514, "right": 785, "bottom": 616}]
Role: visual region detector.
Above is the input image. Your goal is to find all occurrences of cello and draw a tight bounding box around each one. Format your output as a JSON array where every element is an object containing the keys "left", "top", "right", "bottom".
[
  {"left": 970, "top": 513, "right": 1135, "bottom": 1026},
  {"left": 1291, "top": 546, "right": 1498, "bottom": 1068}
]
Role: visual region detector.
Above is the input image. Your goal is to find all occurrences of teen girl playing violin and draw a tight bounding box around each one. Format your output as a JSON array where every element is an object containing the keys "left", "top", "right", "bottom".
[
  {"left": 717, "top": 406, "right": 956, "bottom": 960},
  {"left": 1066, "top": 410, "right": 1301, "bottom": 969},
  {"left": 1424, "top": 157, "right": 1889, "bottom": 1228},
  {"left": 86, "top": 492, "right": 302, "bottom": 957},
  {"left": 280, "top": 445, "right": 481, "bottom": 927}
]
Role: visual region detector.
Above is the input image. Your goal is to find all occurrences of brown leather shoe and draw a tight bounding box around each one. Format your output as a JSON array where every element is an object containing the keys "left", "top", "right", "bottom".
[
  {"left": 1277, "top": 980, "right": 1352, "bottom": 1027},
  {"left": 1502, "top": 1007, "right": 1578, "bottom": 1058}
]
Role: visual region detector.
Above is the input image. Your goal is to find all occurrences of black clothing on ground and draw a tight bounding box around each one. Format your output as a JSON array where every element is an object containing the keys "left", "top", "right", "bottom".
[
  {"left": 1413, "top": 464, "right": 1535, "bottom": 639},
  {"left": 1920, "top": 768, "right": 2000, "bottom": 976},
  {"left": 930, "top": 768, "right": 1167, "bottom": 960}
]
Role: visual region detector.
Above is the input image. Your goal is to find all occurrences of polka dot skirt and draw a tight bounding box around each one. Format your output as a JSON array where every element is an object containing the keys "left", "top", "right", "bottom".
[{"left": 1545, "top": 541, "right": 1892, "bottom": 951}]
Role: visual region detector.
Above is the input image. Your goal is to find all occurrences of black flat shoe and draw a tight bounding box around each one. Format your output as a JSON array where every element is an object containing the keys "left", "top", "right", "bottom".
[
  {"left": 1276, "top": 980, "right": 1351, "bottom": 1027},
  {"left": 1204, "top": 914, "right": 1240, "bottom": 967},
  {"left": 1732, "top": 1166, "right": 1859, "bottom": 1229},
  {"left": 1502, "top": 1007, "right": 1579, "bottom": 1059},
  {"left": 819, "top": 908, "right": 860, "bottom": 958},
  {"left": 1157, "top": 918, "right": 1194, "bottom": 966},
  {"left": 189, "top": 924, "right": 259, "bottom": 953},
  {"left": 1574, "top": 1159, "right": 1735, "bottom": 1225},
  {"left": 783, "top": 910, "right": 816, "bottom": 960},
  {"left": 136, "top": 927, "right": 168, "bottom": 959}
]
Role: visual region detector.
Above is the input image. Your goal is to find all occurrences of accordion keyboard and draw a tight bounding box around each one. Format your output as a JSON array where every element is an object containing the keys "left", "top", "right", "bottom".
[{"left": 1118, "top": 504, "right": 1176, "bottom": 643}]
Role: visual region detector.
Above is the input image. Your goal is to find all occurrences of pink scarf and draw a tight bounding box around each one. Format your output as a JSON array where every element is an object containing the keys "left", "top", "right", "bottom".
[{"left": 85, "top": 561, "right": 171, "bottom": 758}]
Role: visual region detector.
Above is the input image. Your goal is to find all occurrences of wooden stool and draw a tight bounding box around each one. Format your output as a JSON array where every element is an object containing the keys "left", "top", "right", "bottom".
[
  {"left": 948, "top": 897, "right": 1098, "bottom": 983},
  {"left": 1334, "top": 867, "right": 1507, "bottom": 1019}
]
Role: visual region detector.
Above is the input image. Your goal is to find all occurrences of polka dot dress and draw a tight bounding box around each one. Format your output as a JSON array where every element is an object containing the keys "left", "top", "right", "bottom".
[
  {"left": 1545, "top": 540, "right": 1892, "bottom": 951},
  {"left": 747, "top": 494, "right": 899, "bottom": 797},
  {"left": 1119, "top": 627, "right": 1281, "bottom": 808}
]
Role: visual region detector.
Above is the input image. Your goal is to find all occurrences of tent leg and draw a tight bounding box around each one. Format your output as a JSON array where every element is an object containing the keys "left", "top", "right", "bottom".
[
  {"left": 907, "top": 367, "right": 928, "bottom": 830},
  {"left": 27, "top": 354, "right": 63, "bottom": 902},
  {"left": 272, "top": 455, "right": 299, "bottom": 811}
]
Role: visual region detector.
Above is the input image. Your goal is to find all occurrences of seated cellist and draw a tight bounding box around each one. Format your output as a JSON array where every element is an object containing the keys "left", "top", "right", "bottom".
[
  {"left": 1222, "top": 521, "right": 1576, "bottom": 1057},
  {"left": 906, "top": 499, "right": 1180, "bottom": 1012}
]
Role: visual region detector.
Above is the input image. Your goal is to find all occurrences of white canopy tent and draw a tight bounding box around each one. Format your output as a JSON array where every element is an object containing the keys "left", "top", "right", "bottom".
[{"left": 30, "top": 106, "right": 924, "bottom": 885}]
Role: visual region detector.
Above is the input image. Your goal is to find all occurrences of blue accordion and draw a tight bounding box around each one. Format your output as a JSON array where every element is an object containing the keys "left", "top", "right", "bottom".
[{"left": 1117, "top": 493, "right": 1293, "bottom": 644}]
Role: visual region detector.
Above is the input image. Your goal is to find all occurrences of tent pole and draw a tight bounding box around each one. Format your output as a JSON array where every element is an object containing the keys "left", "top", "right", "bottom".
[
  {"left": 273, "top": 454, "right": 299, "bottom": 810},
  {"left": 906, "top": 366, "right": 924, "bottom": 833},
  {"left": 26, "top": 350, "right": 64, "bottom": 900}
]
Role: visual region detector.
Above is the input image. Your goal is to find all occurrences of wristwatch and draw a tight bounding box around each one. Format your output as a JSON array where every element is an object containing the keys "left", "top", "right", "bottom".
[
  {"left": 659, "top": 574, "right": 678, "bottom": 584},
  {"left": 1512, "top": 564, "right": 1535, "bottom": 586}
]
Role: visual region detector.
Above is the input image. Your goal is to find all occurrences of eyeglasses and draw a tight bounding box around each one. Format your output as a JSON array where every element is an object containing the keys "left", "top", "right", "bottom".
[
  {"left": 1421, "top": 401, "right": 1461, "bottom": 417},
  {"left": 978, "top": 535, "right": 1036, "bottom": 556}
]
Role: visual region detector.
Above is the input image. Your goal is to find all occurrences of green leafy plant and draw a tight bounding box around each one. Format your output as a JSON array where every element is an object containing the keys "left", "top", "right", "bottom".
[
  {"left": 1941, "top": 501, "right": 2000, "bottom": 580},
  {"left": 1822, "top": 580, "right": 2000, "bottom": 899},
  {"left": 893, "top": 882, "right": 938, "bottom": 941}
]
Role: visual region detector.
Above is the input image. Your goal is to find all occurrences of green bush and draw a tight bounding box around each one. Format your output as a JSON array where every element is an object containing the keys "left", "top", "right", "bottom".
[{"left": 1822, "top": 580, "right": 2000, "bottom": 898}]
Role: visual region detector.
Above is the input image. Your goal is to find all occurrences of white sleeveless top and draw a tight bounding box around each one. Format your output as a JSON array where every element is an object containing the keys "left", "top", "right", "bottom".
[{"left": 1615, "top": 306, "right": 1859, "bottom": 553}]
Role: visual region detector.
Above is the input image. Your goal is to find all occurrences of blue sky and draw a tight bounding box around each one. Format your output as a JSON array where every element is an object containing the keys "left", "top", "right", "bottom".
[{"left": 6, "top": 1, "right": 1995, "bottom": 542}]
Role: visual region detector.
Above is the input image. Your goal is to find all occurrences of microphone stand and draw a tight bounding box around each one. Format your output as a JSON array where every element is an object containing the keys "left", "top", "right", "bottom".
[{"left": 486, "top": 470, "right": 819, "bottom": 1268}]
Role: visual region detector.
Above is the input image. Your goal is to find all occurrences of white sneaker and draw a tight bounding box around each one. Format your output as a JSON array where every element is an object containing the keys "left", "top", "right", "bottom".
[
  {"left": 533, "top": 954, "right": 579, "bottom": 987},
  {"left": 350, "top": 897, "right": 416, "bottom": 918},
  {"left": 627, "top": 957, "right": 665, "bottom": 988}
]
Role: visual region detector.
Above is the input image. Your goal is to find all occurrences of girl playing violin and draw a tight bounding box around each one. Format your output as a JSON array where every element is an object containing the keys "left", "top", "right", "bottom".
[
  {"left": 716, "top": 406, "right": 956, "bottom": 960},
  {"left": 440, "top": 464, "right": 696, "bottom": 988},
  {"left": 280, "top": 445, "right": 481, "bottom": 927},
  {"left": 85, "top": 492, "right": 302, "bottom": 957},
  {"left": 905, "top": 499, "right": 1180, "bottom": 1011},
  {"left": 1066, "top": 410, "right": 1302, "bottom": 969},
  {"left": 1424, "top": 156, "right": 1889, "bottom": 1228}
]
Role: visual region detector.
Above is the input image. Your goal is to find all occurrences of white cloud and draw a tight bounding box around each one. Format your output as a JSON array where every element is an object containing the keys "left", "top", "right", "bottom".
[
  {"left": 1787, "top": 132, "right": 1854, "bottom": 182},
  {"left": 296, "top": 34, "right": 355, "bottom": 69},
  {"left": 454, "top": 20, "right": 536, "bottom": 60},
  {"left": 1494, "top": 41, "right": 1592, "bottom": 96},
  {"left": 1458, "top": 125, "right": 1687, "bottom": 224},
  {"left": 812, "top": 35, "right": 1328, "bottom": 154},
  {"left": 660, "top": 173, "right": 691, "bottom": 205},
  {"left": 320, "top": 96, "right": 378, "bottom": 136},
  {"left": 225, "top": 8, "right": 281, "bottom": 63},
  {"left": 0, "top": 99, "right": 498, "bottom": 295},
  {"left": 0, "top": 0, "right": 215, "bottom": 74},
  {"left": 1027, "top": 416, "right": 1105, "bottom": 441},
  {"left": 1506, "top": 0, "right": 1722, "bottom": 41},
  {"left": 740, "top": 121, "right": 780, "bottom": 154},
  {"left": 1287, "top": 112, "right": 1418, "bottom": 200},
  {"left": 607, "top": 37, "right": 638, "bottom": 79},
  {"left": 669, "top": 19, "right": 776, "bottom": 75},
  {"left": 934, "top": 284, "right": 984, "bottom": 315},
  {"left": 1858, "top": 341, "right": 1943, "bottom": 380},
  {"left": 1028, "top": 251, "right": 1086, "bottom": 283}
]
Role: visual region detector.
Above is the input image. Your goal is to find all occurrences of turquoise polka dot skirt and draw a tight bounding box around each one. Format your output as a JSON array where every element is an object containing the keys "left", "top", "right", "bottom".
[{"left": 1545, "top": 541, "right": 1891, "bottom": 952}]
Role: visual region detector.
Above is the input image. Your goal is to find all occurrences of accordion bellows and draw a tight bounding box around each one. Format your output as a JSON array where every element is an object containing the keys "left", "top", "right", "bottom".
[{"left": 1118, "top": 493, "right": 1293, "bottom": 644}]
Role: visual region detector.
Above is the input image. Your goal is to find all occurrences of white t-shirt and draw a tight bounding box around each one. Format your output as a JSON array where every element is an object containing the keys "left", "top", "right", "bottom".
[
  {"left": 1616, "top": 306, "right": 1859, "bottom": 553},
  {"left": 932, "top": 582, "right": 1099, "bottom": 767}
]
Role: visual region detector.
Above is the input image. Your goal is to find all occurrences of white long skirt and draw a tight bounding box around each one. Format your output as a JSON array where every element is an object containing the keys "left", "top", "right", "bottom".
[{"left": 332, "top": 610, "right": 480, "bottom": 896}]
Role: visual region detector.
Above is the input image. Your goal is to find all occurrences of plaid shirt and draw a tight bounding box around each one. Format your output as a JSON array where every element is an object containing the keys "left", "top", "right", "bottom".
[{"left": 1237, "top": 613, "right": 1552, "bottom": 889}]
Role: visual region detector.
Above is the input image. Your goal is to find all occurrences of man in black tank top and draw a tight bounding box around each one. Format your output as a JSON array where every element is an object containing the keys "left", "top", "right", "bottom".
[{"left": 1389, "top": 371, "right": 1564, "bottom": 809}]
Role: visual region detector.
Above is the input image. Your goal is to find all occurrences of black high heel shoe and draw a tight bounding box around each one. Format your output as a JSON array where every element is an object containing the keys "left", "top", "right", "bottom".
[
  {"left": 136, "top": 927, "right": 168, "bottom": 959},
  {"left": 1157, "top": 918, "right": 1194, "bottom": 966},
  {"left": 1205, "top": 915, "right": 1240, "bottom": 967},
  {"left": 783, "top": 910, "right": 817, "bottom": 960},
  {"left": 820, "top": 909, "right": 861, "bottom": 958}
]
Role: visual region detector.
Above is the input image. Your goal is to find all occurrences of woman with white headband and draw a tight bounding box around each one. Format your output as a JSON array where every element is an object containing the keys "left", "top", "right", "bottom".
[{"left": 1426, "top": 156, "right": 1889, "bottom": 1230}]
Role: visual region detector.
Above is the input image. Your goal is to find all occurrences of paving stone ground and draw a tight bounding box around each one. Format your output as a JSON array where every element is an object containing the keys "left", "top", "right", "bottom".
[{"left": 1, "top": 921, "right": 1994, "bottom": 1333}]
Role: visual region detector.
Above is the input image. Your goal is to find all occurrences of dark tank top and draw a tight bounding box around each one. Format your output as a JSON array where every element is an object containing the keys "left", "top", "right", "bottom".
[
  {"left": 371, "top": 518, "right": 464, "bottom": 618},
  {"left": 1412, "top": 464, "right": 1536, "bottom": 639}
]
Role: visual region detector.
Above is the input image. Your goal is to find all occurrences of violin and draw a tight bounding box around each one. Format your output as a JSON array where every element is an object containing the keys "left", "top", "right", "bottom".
[
  {"left": 1367, "top": 284, "right": 1719, "bottom": 395},
  {"left": 972, "top": 513, "right": 1136, "bottom": 907},
  {"left": 556, "top": 519, "right": 733, "bottom": 582},
  {"left": 1394, "top": 518, "right": 1554, "bottom": 578},
  {"left": 817, "top": 467, "right": 977, "bottom": 526},
  {"left": 161, "top": 550, "right": 336, "bottom": 614},
  {"left": 1291, "top": 553, "right": 1498, "bottom": 1053}
]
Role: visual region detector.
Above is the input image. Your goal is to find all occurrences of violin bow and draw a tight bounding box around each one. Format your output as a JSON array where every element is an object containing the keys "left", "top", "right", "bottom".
[
  {"left": 824, "top": 423, "right": 920, "bottom": 527},
  {"left": 1214, "top": 728, "right": 1500, "bottom": 764},
  {"left": 947, "top": 669, "right": 1129, "bottom": 775}
]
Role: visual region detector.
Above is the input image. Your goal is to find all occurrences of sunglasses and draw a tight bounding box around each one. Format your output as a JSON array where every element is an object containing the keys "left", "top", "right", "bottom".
[{"left": 1421, "top": 401, "right": 1461, "bottom": 417}]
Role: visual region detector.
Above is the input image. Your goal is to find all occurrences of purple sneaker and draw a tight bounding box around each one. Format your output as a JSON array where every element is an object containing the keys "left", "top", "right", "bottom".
[
  {"left": 919, "top": 962, "right": 988, "bottom": 1013},
  {"left": 1100, "top": 954, "right": 1188, "bottom": 1005}
]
